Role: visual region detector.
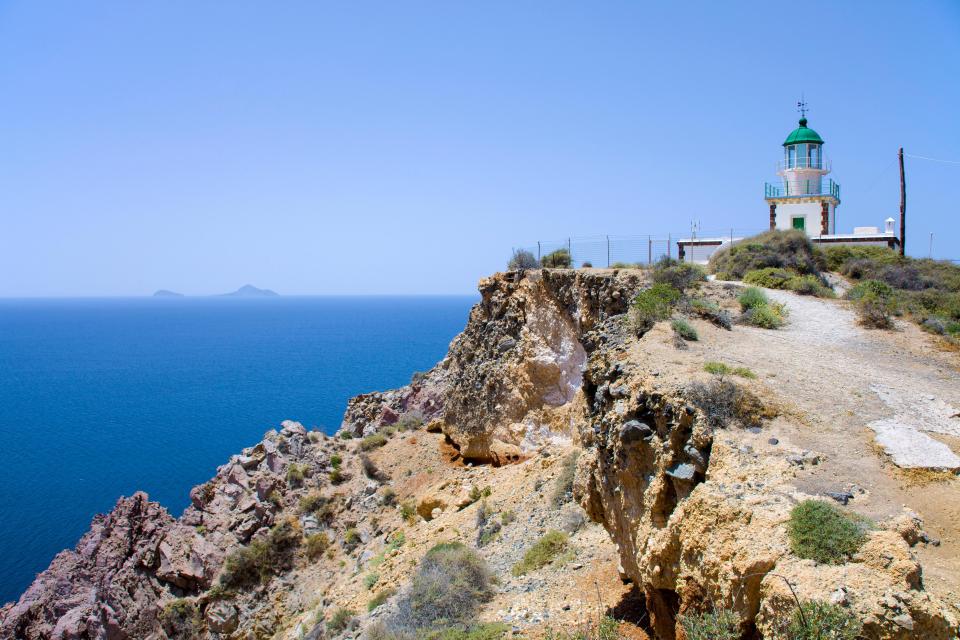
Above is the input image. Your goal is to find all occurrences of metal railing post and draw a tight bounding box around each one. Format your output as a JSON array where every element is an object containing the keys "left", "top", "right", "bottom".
[
  {"left": 667, "top": 234, "right": 671, "bottom": 259},
  {"left": 648, "top": 236, "right": 652, "bottom": 265},
  {"left": 537, "top": 241, "right": 541, "bottom": 263},
  {"left": 606, "top": 235, "right": 610, "bottom": 268}
]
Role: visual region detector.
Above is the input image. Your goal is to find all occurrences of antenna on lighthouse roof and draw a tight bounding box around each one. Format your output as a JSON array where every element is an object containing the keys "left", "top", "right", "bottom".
[{"left": 797, "top": 95, "right": 808, "bottom": 119}]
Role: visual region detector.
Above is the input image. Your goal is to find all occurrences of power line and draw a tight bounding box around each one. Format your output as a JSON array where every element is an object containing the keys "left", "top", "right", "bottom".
[{"left": 903, "top": 153, "right": 960, "bottom": 165}]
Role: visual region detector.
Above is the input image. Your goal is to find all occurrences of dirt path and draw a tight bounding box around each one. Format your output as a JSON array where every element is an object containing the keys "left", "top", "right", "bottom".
[{"left": 697, "top": 286, "right": 960, "bottom": 602}]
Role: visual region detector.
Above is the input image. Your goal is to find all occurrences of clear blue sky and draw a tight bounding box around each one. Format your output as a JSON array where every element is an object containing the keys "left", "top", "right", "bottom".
[{"left": 1, "top": 1, "right": 958, "bottom": 296}]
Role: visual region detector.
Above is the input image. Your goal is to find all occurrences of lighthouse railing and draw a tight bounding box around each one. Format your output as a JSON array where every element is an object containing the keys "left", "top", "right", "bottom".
[{"left": 765, "top": 179, "right": 840, "bottom": 200}]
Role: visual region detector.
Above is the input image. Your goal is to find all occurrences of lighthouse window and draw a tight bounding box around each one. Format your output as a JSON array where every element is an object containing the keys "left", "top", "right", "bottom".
[
  {"left": 787, "top": 146, "right": 796, "bottom": 168},
  {"left": 810, "top": 146, "right": 820, "bottom": 168}
]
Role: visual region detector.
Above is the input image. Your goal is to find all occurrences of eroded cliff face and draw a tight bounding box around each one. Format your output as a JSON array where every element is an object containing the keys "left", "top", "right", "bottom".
[
  {"left": 3, "top": 268, "right": 958, "bottom": 640},
  {"left": 440, "top": 270, "right": 643, "bottom": 463}
]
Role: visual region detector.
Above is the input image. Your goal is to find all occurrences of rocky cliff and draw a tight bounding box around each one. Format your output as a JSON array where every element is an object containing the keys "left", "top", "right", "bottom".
[{"left": 3, "top": 268, "right": 958, "bottom": 640}]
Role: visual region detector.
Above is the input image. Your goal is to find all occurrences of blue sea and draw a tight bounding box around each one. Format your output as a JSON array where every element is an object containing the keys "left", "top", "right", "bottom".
[{"left": 0, "top": 296, "right": 476, "bottom": 604}]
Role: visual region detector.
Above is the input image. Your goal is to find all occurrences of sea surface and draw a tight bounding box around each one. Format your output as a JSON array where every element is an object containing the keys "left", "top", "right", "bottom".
[{"left": 0, "top": 295, "right": 476, "bottom": 603}]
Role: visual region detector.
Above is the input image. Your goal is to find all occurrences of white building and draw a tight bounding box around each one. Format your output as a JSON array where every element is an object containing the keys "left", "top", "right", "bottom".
[{"left": 678, "top": 111, "right": 900, "bottom": 263}]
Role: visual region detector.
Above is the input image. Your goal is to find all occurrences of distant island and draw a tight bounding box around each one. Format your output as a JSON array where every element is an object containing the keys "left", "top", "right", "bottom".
[
  {"left": 151, "top": 285, "right": 279, "bottom": 297},
  {"left": 220, "top": 284, "right": 279, "bottom": 297}
]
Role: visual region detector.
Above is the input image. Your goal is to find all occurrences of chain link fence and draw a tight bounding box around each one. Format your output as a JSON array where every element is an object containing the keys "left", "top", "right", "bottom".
[{"left": 514, "top": 229, "right": 768, "bottom": 268}]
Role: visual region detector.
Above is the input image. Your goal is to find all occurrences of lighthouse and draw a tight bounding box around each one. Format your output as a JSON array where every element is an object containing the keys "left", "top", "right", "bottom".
[{"left": 765, "top": 104, "right": 841, "bottom": 236}]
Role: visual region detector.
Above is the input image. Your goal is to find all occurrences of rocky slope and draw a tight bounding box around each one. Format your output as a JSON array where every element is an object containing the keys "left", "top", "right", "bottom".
[{"left": 2, "top": 267, "right": 958, "bottom": 640}]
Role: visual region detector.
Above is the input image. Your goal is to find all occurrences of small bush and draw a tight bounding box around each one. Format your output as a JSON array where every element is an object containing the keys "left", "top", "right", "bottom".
[
  {"left": 501, "top": 510, "right": 516, "bottom": 525},
  {"left": 737, "top": 286, "right": 769, "bottom": 311},
  {"left": 342, "top": 528, "right": 361, "bottom": 552},
  {"left": 581, "top": 261, "right": 593, "bottom": 268},
  {"left": 360, "top": 433, "right": 388, "bottom": 451},
  {"left": 703, "top": 361, "right": 730, "bottom": 375},
  {"left": 540, "top": 248, "right": 572, "bottom": 268},
  {"left": 550, "top": 452, "right": 579, "bottom": 509},
  {"left": 286, "top": 463, "right": 307, "bottom": 488},
  {"left": 508, "top": 249, "right": 538, "bottom": 270},
  {"left": 368, "top": 587, "right": 397, "bottom": 612},
  {"left": 785, "top": 601, "right": 862, "bottom": 640},
  {"left": 628, "top": 283, "right": 682, "bottom": 333},
  {"left": 744, "top": 267, "right": 793, "bottom": 289},
  {"left": 687, "top": 379, "right": 770, "bottom": 430},
  {"left": 364, "top": 571, "right": 380, "bottom": 590},
  {"left": 856, "top": 291, "right": 895, "bottom": 329},
  {"left": 361, "top": 454, "right": 388, "bottom": 481},
  {"left": 400, "top": 500, "right": 417, "bottom": 523},
  {"left": 330, "top": 454, "right": 343, "bottom": 469},
  {"left": 380, "top": 487, "right": 397, "bottom": 506},
  {"left": 611, "top": 261, "right": 644, "bottom": 269},
  {"left": 687, "top": 298, "right": 733, "bottom": 330},
  {"left": 339, "top": 431, "right": 354, "bottom": 440},
  {"left": 299, "top": 492, "right": 326, "bottom": 515},
  {"left": 671, "top": 318, "right": 698, "bottom": 341},
  {"left": 846, "top": 279, "right": 895, "bottom": 301},
  {"left": 786, "top": 274, "right": 835, "bottom": 297},
  {"left": 220, "top": 519, "right": 301, "bottom": 588},
  {"left": 305, "top": 532, "right": 330, "bottom": 560},
  {"left": 328, "top": 468, "right": 346, "bottom": 485},
  {"left": 742, "top": 302, "right": 787, "bottom": 329},
  {"left": 680, "top": 608, "right": 740, "bottom": 640},
  {"left": 788, "top": 500, "right": 869, "bottom": 564},
  {"left": 653, "top": 257, "right": 706, "bottom": 292},
  {"left": 709, "top": 229, "right": 823, "bottom": 279},
  {"left": 159, "top": 598, "right": 201, "bottom": 639},
  {"left": 326, "top": 608, "right": 356, "bottom": 634},
  {"left": 511, "top": 530, "right": 570, "bottom": 576},
  {"left": 398, "top": 413, "right": 424, "bottom": 430},
  {"left": 401, "top": 543, "right": 495, "bottom": 629}
]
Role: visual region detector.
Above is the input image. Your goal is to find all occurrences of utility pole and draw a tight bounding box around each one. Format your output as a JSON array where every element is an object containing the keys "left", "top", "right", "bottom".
[{"left": 899, "top": 147, "right": 906, "bottom": 256}]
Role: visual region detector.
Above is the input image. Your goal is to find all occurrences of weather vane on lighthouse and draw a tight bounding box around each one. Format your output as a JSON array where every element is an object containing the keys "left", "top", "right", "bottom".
[{"left": 797, "top": 96, "right": 808, "bottom": 119}]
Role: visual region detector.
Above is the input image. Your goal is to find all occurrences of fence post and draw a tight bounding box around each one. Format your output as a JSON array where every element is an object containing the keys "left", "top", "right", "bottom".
[
  {"left": 537, "top": 241, "right": 541, "bottom": 263},
  {"left": 730, "top": 228, "right": 733, "bottom": 244},
  {"left": 568, "top": 237, "right": 572, "bottom": 266},
  {"left": 606, "top": 235, "right": 610, "bottom": 268},
  {"left": 648, "top": 236, "right": 652, "bottom": 264},
  {"left": 668, "top": 233, "right": 671, "bottom": 259}
]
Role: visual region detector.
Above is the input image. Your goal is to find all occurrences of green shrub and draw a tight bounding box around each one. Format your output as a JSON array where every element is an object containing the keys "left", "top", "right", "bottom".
[
  {"left": 671, "top": 318, "right": 698, "bottom": 341},
  {"left": 299, "top": 492, "right": 326, "bottom": 514},
  {"left": 628, "top": 283, "right": 682, "bottom": 333},
  {"left": 360, "top": 433, "right": 388, "bottom": 451},
  {"left": 328, "top": 468, "right": 345, "bottom": 485},
  {"left": 286, "top": 463, "right": 307, "bottom": 488},
  {"left": 511, "top": 530, "right": 570, "bottom": 576},
  {"left": 742, "top": 302, "right": 787, "bottom": 329},
  {"left": 680, "top": 608, "right": 740, "bottom": 640},
  {"left": 688, "top": 298, "right": 733, "bottom": 330},
  {"left": 785, "top": 601, "right": 862, "bottom": 640},
  {"left": 398, "top": 413, "right": 424, "bottom": 430},
  {"left": 737, "top": 286, "right": 769, "bottom": 311},
  {"left": 541, "top": 248, "right": 572, "bottom": 268},
  {"left": 709, "top": 229, "right": 824, "bottom": 278},
  {"left": 305, "top": 531, "right": 330, "bottom": 560},
  {"left": 508, "top": 249, "right": 538, "bottom": 270},
  {"left": 652, "top": 257, "right": 706, "bottom": 291},
  {"left": 788, "top": 500, "right": 870, "bottom": 564},
  {"left": 703, "top": 362, "right": 755, "bottom": 379},
  {"left": 326, "top": 607, "right": 356, "bottom": 634},
  {"left": 367, "top": 587, "right": 398, "bottom": 612},
  {"left": 611, "top": 261, "right": 645, "bottom": 269},
  {"left": 342, "top": 528, "right": 361, "bottom": 552},
  {"left": 821, "top": 244, "right": 900, "bottom": 272},
  {"left": 330, "top": 454, "right": 343, "bottom": 469},
  {"left": 400, "top": 500, "right": 417, "bottom": 523},
  {"left": 364, "top": 571, "right": 380, "bottom": 590},
  {"left": 501, "top": 510, "right": 516, "bottom": 525},
  {"left": 785, "top": 274, "right": 835, "bottom": 297},
  {"left": 855, "top": 291, "right": 896, "bottom": 329},
  {"left": 550, "top": 452, "right": 580, "bottom": 509},
  {"left": 220, "top": 519, "right": 301, "bottom": 588},
  {"left": 339, "top": 430, "right": 354, "bottom": 440},
  {"left": 158, "top": 598, "right": 201, "bottom": 639},
  {"left": 846, "top": 279, "right": 895, "bottom": 301},
  {"left": 744, "top": 267, "right": 793, "bottom": 289}
]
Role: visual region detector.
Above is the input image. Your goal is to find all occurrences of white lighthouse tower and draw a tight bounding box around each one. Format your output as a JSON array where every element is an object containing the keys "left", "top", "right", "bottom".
[{"left": 765, "top": 102, "right": 840, "bottom": 235}]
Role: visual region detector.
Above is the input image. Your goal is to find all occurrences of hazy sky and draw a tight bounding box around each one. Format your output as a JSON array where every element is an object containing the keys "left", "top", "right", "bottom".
[{"left": 1, "top": 1, "right": 958, "bottom": 296}]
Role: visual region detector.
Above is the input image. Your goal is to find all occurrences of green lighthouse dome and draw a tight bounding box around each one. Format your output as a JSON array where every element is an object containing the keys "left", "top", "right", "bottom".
[{"left": 783, "top": 117, "right": 824, "bottom": 146}]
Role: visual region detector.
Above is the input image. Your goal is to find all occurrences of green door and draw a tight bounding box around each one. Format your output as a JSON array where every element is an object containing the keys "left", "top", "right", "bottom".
[{"left": 792, "top": 216, "right": 805, "bottom": 231}]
